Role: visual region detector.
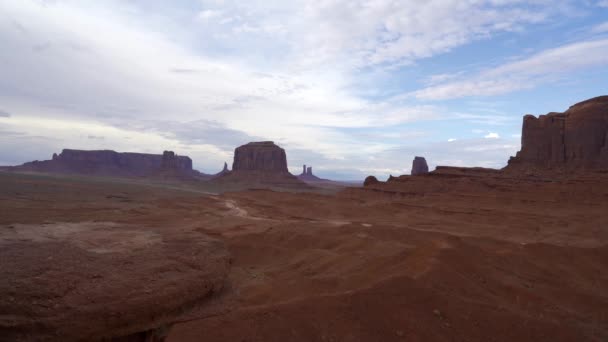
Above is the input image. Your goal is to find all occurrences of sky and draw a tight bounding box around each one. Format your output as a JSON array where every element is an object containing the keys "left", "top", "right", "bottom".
[{"left": 0, "top": 0, "right": 607, "bottom": 180}]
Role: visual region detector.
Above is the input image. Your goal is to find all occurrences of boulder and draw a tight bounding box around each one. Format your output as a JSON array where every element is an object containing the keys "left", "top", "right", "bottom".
[
  {"left": 232, "top": 141, "right": 288, "bottom": 173},
  {"left": 411, "top": 156, "right": 429, "bottom": 175},
  {"left": 507, "top": 96, "right": 608, "bottom": 171}
]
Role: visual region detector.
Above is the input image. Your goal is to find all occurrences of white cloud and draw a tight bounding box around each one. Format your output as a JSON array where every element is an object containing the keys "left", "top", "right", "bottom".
[
  {"left": 412, "top": 39, "right": 608, "bottom": 100},
  {"left": 484, "top": 132, "right": 500, "bottom": 139},
  {"left": 198, "top": 9, "right": 222, "bottom": 21},
  {"left": 591, "top": 21, "right": 608, "bottom": 33},
  {"left": 0, "top": 0, "right": 598, "bottom": 178}
]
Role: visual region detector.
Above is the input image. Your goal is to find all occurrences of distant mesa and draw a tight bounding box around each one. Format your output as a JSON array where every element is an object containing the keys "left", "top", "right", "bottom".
[
  {"left": 232, "top": 141, "right": 289, "bottom": 173},
  {"left": 5, "top": 149, "right": 209, "bottom": 179},
  {"left": 506, "top": 96, "right": 608, "bottom": 173},
  {"left": 154, "top": 150, "right": 203, "bottom": 179},
  {"left": 213, "top": 141, "right": 309, "bottom": 189},
  {"left": 411, "top": 156, "right": 429, "bottom": 176}
]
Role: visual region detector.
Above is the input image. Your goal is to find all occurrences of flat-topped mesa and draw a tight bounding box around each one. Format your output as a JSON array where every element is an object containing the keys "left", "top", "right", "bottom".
[
  {"left": 506, "top": 96, "right": 608, "bottom": 172},
  {"left": 232, "top": 141, "right": 289, "bottom": 173},
  {"left": 411, "top": 156, "right": 429, "bottom": 175},
  {"left": 10, "top": 149, "right": 194, "bottom": 177}
]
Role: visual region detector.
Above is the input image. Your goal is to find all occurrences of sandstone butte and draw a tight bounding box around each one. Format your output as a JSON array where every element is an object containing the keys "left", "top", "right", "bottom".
[
  {"left": 232, "top": 141, "right": 289, "bottom": 173},
  {"left": 212, "top": 141, "right": 307, "bottom": 187},
  {"left": 411, "top": 156, "right": 429, "bottom": 176},
  {"left": 506, "top": 95, "right": 608, "bottom": 172}
]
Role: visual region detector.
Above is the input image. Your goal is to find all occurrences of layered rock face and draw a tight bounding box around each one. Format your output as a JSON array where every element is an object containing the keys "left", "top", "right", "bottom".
[
  {"left": 411, "top": 156, "right": 429, "bottom": 175},
  {"left": 214, "top": 141, "right": 309, "bottom": 189},
  {"left": 232, "top": 141, "right": 289, "bottom": 173},
  {"left": 507, "top": 96, "right": 608, "bottom": 171},
  {"left": 10, "top": 149, "right": 194, "bottom": 177}
]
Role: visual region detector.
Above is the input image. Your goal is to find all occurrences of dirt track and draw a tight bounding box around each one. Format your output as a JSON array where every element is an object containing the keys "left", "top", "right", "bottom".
[{"left": 1, "top": 172, "right": 607, "bottom": 341}]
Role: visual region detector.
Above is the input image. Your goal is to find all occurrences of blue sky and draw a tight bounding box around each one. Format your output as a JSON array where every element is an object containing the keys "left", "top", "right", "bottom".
[{"left": 0, "top": 0, "right": 607, "bottom": 180}]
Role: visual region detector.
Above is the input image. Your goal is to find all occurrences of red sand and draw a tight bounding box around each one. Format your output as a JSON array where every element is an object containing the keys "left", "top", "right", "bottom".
[{"left": 1, "top": 171, "right": 607, "bottom": 341}]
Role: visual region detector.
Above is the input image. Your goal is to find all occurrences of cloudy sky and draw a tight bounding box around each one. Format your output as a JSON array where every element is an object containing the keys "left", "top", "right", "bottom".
[{"left": 1, "top": 0, "right": 607, "bottom": 180}]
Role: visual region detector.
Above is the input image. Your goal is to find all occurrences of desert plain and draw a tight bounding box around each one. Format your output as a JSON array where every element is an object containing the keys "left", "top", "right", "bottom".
[{"left": 1, "top": 166, "right": 607, "bottom": 341}]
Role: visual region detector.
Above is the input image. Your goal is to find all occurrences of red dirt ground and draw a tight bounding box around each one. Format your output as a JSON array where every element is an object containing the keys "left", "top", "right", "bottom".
[{"left": 1, "top": 171, "right": 607, "bottom": 341}]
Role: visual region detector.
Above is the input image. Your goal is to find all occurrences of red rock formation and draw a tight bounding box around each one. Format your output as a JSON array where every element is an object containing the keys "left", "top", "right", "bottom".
[
  {"left": 232, "top": 141, "right": 288, "bottom": 173},
  {"left": 8, "top": 149, "right": 198, "bottom": 178},
  {"left": 507, "top": 96, "right": 608, "bottom": 172},
  {"left": 0, "top": 222, "right": 230, "bottom": 341},
  {"left": 213, "top": 162, "right": 230, "bottom": 178},
  {"left": 161, "top": 151, "right": 179, "bottom": 170},
  {"left": 363, "top": 175, "right": 379, "bottom": 186},
  {"left": 214, "top": 142, "right": 309, "bottom": 189},
  {"left": 411, "top": 156, "right": 429, "bottom": 175},
  {"left": 298, "top": 164, "right": 326, "bottom": 182}
]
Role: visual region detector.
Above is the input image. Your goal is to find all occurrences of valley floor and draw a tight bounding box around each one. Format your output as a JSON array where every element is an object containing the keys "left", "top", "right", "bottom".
[{"left": 1, "top": 171, "right": 607, "bottom": 341}]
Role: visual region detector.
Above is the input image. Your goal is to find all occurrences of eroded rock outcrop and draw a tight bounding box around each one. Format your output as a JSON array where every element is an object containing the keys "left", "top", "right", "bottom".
[
  {"left": 298, "top": 164, "right": 326, "bottom": 182},
  {"left": 0, "top": 222, "right": 230, "bottom": 341},
  {"left": 232, "top": 141, "right": 288, "bottom": 173},
  {"left": 411, "top": 156, "right": 429, "bottom": 175},
  {"left": 7, "top": 149, "right": 198, "bottom": 178},
  {"left": 363, "top": 175, "right": 379, "bottom": 186},
  {"left": 507, "top": 96, "right": 608, "bottom": 172},
  {"left": 213, "top": 141, "right": 308, "bottom": 189},
  {"left": 213, "top": 162, "right": 230, "bottom": 178}
]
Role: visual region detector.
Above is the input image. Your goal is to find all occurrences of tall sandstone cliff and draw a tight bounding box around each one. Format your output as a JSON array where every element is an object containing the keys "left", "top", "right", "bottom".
[{"left": 507, "top": 96, "right": 608, "bottom": 172}]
